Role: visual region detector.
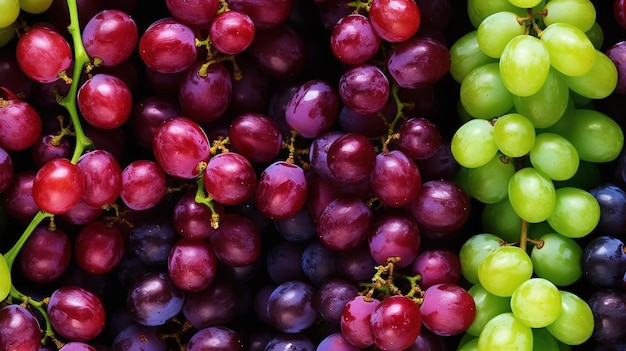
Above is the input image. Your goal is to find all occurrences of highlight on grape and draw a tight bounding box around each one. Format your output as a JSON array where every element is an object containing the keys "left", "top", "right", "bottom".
[{"left": 0, "top": 0, "right": 625, "bottom": 350}]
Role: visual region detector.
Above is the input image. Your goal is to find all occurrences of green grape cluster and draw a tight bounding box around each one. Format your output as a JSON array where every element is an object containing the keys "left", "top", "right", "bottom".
[
  {"left": 449, "top": 0, "right": 625, "bottom": 350},
  {"left": 0, "top": 0, "right": 54, "bottom": 47}
]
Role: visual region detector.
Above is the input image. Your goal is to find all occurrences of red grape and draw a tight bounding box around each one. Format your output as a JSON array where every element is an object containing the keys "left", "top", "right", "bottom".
[
  {"left": 369, "top": 0, "right": 421, "bottom": 42},
  {"left": 74, "top": 220, "right": 125, "bottom": 274},
  {"left": 0, "top": 98, "right": 42, "bottom": 151},
  {"left": 370, "top": 295, "right": 422, "bottom": 351},
  {"left": 369, "top": 150, "right": 422, "bottom": 208},
  {"left": 209, "top": 213, "right": 262, "bottom": 267},
  {"left": 340, "top": 295, "right": 380, "bottom": 348},
  {"left": 209, "top": 10, "right": 255, "bottom": 55},
  {"left": 18, "top": 225, "right": 71, "bottom": 283},
  {"left": 203, "top": 152, "right": 257, "bottom": 205},
  {"left": 168, "top": 238, "right": 218, "bottom": 292},
  {"left": 227, "top": 0, "right": 293, "bottom": 29},
  {"left": 254, "top": 161, "right": 308, "bottom": 220},
  {"left": 166, "top": 0, "right": 220, "bottom": 26},
  {"left": 77, "top": 73, "right": 133, "bottom": 129},
  {"left": 0, "top": 146, "right": 13, "bottom": 192},
  {"left": 178, "top": 61, "right": 232, "bottom": 123},
  {"left": 16, "top": 26, "right": 72, "bottom": 83},
  {"left": 317, "top": 196, "right": 373, "bottom": 251},
  {"left": 330, "top": 14, "right": 381, "bottom": 65},
  {"left": 120, "top": 160, "right": 167, "bottom": 211},
  {"left": 138, "top": 18, "right": 197, "bottom": 74},
  {"left": 82, "top": 9, "right": 138, "bottom": 66},
  {"left": 338, "top": 64, "right": 390, "bottom": 114},
  {"left": 368, "top": 210, "right": 421, "bottom": 267},
  {"left": 328, "top": 133, "right": 377, "bottom": 183},
  {"left": 76, "top": 149, "right": 122, "bottom": 208},
  {"left": 0, "top": 305, "right": 41, "bottom": 351},
  {"left": 32, "top": 158, "right": 86, "bottom": 215},
  {"left": 419, "top": 283, "right": 476, "bottom": 336},
  {"left": 285, "top": 80, "right": 340, "bottom": 139},
  {"left": 47, "top": 286, "right": 106, "bottom": 341}
]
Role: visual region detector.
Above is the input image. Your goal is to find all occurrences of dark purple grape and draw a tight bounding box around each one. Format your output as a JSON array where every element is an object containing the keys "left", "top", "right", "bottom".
[
  {"left": 266, "top": 240, "right": 306, "bottom": 284},
  {"left": 368, "top": 209, "right": 421, "bottom": 267},
  {"left": 129, "top": 217, "right": 178, "bottom": 266},
  {"left": 314, "top": 278, "right": 359, "bottom": 324},
  {"left": 274, "top": 207, "right": 317, "bottom": 243},
  {"left": 178, "top": 61, "right": 232, "bottom": 123},
  {"left": 387, "top": 36, "right": 450, "bottom": 89},
  {"left": 0, "top": 146, "right": 12, "bottom": 193},
  {"left": 247, "top": 24, "right": 306, "bottom": 80},
  {"left": 407, "top": 179, "right": 471, "bottom": 233},
  {"left": 111, "top": 323, "right": 166, "bottom": 351},
  {"left": 309, "top": 131, "right": 346, "bottom": 180},
  {"left": 582, "top": 236, "right": 626, "bottom": 288},
  {"left": 396, "top": 118, "right": 442, "bottom": 160},
  {"left": 264, "top": 333, "right": 316, "bottom": 351},
  {"left": 370, "top": 150, "right": 422, "bottom": 208},
  {"left": 130, "top": 96, "right": 183, "bottom": 151},
  {"left": 127, "top": 272, "right": 185, "bottom": 326},
  {"left": 589, "top": 183, "right": 626, "bottom": 236},
  {"left": 411, "top": 248, "right": 462, "bottom": 289},
  {"left": 301, "top": 239, "right": 338, "bottom": 286},
  {"left": 209, "top": 212, "right": 262, "bottom": 267},
  {"left": 187, "top": 326, "right": 244, "bottom": 351},
  {"left": 182, "top": 277, "right": 239, "bottom": 329},
  {"left": 317, "top": 196, "right": 373, "bottom": 251},
  {"left": 336, "top": 243, "right": 378, "bottom": 281},
  {"left": 588, "top": 289, "right": 626, "bottom": 344},
  {"left": 267, "top": 280, "right": 318, "bottom": 333}
]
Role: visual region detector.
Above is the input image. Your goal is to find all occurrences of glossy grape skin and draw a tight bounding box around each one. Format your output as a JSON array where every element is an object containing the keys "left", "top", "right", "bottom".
[
  {"left": 168, "top": 238, "right": 217, "bottom": 292},
  {"left": 317, "top": 332, "right": 361, "bottom": 351},
  {"left": 47, "top": 286, "right": 106, "bottom": 341},
  {"left": 407, "top": 179, "right": 471, "bottom": 233},
  {"left": 265, "top": 333, "right": 316, "bottom": 351},
  {"left": 369, "top": 0, "right": 421, "bottom": 42},
  {"left": 32, "top": 158, "right": 86, "bottom": 215},
  {"left": 254, "top": 161, "right": 308, "bottom": 220},
  {"left": 607, "top": 40, "right": 626, "bottom": 95},
  {"left": 127, "top": 272, "right": 185, "bottom": 326},
  {"left": 120, "top": 160, "right": 167, "bottom": 211},
  {"left": 138, "top": 18, "right": 197, "bottom": 74},
  {"left": 82, "top": 9, "right": 138, "bottom": 66},
  {"left": 368, "top": 210, "right": 421, "bottom": 267},
  {"left": 183, "top": 277, "right": 239, "bottom": 329},
  {"left": 1, "top": 171, "right": 39, "bottom": 222},
  {"left": 396, "top": 118, "right": 441, "bottom": 160},
  {"left": 111, "top": 323, "right": 167, "bottom": 351},
  {"left": 388, "top": 36, "right": 450, "bottom": 89},
  {"left": 531, "top": 233, "right": 583, "bottom": 287},
  {"left": 228, "top": 112, "right": 283, "bottom": 163},
  {"left": 546, "top": 291, "right": 594, "bottom": 345},
  {"left": 31, "top": 134, "right": 72, "bottom": 168},
  {"left": 0, "top": 305, "right": 41, "bottom": 351},
  {"left": 330, "top": 14, "right": 381, "bottom": 65},
  {"left": 153, "top": 116, "right": 211, "bottom": 179},
  {"left": 74, "top": 220, "right": 124, "bottom": 274},
  {"left": 0, "top": 98, "right": 42, "bottom": 152},
  {"left": 317, "top": 196, "right": 373, "bottom": 251},
  {"left": 76, "top": 149, "right": 122, "bottom": 208},
  {"left": 130, "top": 96, "right": 182, "bottom": 151},
  {"left": 466, "top": 283, "right": 511, "bottom": 337},
  {"left": 18, "top": 225, "right": 71, "bottom": 283},
  {"left": 210, "top": 213, "right": 262, "bottom": 267},
  {"left": 370, "top": 295, "right": 422, "bottom": 351},
  {"left": 370, "top": 150, "right": 422, "bottom": 208},
  {"left": 478, "top": 312, "right": 532, "bottom": 351},
  {"left": 411, "top": 248, "right": 462, "bottom": 289},
  {"left": 166, "top": 0, "right": 220, "bottom": 25},
  {"left": 209, "top": 10, "right": 255, "bottom": 55},
  {"left": 327, "top": 133, "right": 376, "bottom": 184},
  {"left": 16, "top": 26, "right": 72, "bottom": 83},
  {"left": 582, "top": 235, "right": 626, "bottom": 288},
  {"left": 247, "top": 25, "right": 306, "bottom": 80},
  {"left": 173, "top": 190, "right": 218, "bottom": 240},
  {"left": 478, "top": 245, "right": 533, "bottom": 297},
  {"left": 420, "top": 283, "right": 476, "bottom": 336},
  {"left": 203, "top": 152, "right": 257, "bottom": 205},
  {"left": 267, "top": 280, "right": 318, "bottom": 333},
  {"left": 314, "top": 278, "right": 358, "bottom": 324},
  {"left": 587, "top": 289, "right": 626, "bottom": 344},
  {"left": 77, "top": 73, "right": 132, "bottom": 129},
  {"left": 589, "top": 183, "right": 626, "bottom": 235},
  {"left": 187, "top": 326, "right": 244, "bottom": 351},
  {"left": 129, "top": 218, "right": 179, "bottom": 266},
  {"left": 338, "top": 64, "right": 389, "bottom": 115},
  {"left": 285, "top": 80, "right": 340, "bottom": 139},
  {"left": 178, "top": 61, "right": 232, "bottom": 123},
  {"left": 340, "top": 295, "right": 380, "bottom": 348}
]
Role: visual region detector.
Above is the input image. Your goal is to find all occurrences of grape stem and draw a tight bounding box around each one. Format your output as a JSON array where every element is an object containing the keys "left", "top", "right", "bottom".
[
  {"left": 194, "top": 162, "right": 220, "bottom": 229},
  {"left": 380, "top": 83, "right": 406, "bottom": 153},
  {"left": 362, "top": 256, "right": 424, "bottom": 304}
]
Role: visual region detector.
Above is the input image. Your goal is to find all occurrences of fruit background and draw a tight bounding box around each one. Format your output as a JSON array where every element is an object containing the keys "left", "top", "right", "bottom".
[{"left": 1, "top": 0, "right": 626, "bottom": 350}]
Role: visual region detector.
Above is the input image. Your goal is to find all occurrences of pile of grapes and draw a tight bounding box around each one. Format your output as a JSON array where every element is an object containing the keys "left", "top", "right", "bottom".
[{"left": 0, "top": 0, "right": 626, "bottom": 350}]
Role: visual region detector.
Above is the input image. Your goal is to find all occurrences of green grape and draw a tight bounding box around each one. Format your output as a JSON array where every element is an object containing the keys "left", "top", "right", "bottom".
[
  {"left": 565, "top": 50, "right": 618, "bottom": 99},
  {"left": 477, "top": 312, "right": 533, "bottom": 351},
  {"left": 532, "top": 328, "right": 561, "bottom": 351},
  {"left": 458, "top": 337, "right": 479, "bottom": 351},
  {"left": 0, "top": 24, "right": 14, "bottom": 48},
  {"left": 508, "top": 0, "right": 541, "bottom": 8},
  {"left": 450, "top": 31, "right": 499, "bottom": 83},
  {"left": 467, "top": 0, "right": 545, "bottom": 28},
  {"left": 0, "top": 254, "right": 9, "bottom": 301},
  {"left": 458, "top": 332, "right": 478, "bottom": 349},
  {"left": 546, "top": 291, "right": 594, "bottom": 345},
  {"left": 585, "top": 22, "right": 604, "bottom": 50},
  {"left": 493, "top": 112, "right": 536, "bottom": 158},
  {"left": 0, "top": 0, "right": 20, "bottom": 28},
  {"left": 510, "top": 278, "right": 562, "bottom": 328},
  {"left": 531, "top": 232, "right": 583, "bottom": 286},
  {"left": 513, "top": 68, "right": 569, "bottom": 128},
  {"left": 536, "top": 97, "right": 574, "bottom": 135},
  {"left": 460, "top": 63, "right": 514, "bottom": 119},
  {"left": 508, "top": 167, "right": 556, "bottom": 223},
  {"left": 543, "top": 0, "right": 596, "bottom": 32},
  {"left": 454, "top": 166, "right": 474, "bottom": 198},
  {"left": 547, "top": 187, "right": 600, "bottom": 238},
  {"left": 541, "top": 22, "right": 596, "bottom": 77},
  {"left": 478, "top": 245, "right": 533, "bottom": 297},
  {"left": 19, "top": 0, "right": 53, "bottom": 14},
  {"left": 467, "top": 152, "right": 516, "bottom": 204},
  {"left": 451, "top": 118, "right": 499, "bottom": 168},
  {"left": 476, "top": 12, "right": 526, "bottom": 58},
  {"left": 563, "top": 109, "right": 624, "bottom": 163},
  {"left": 481, "top": 199, "right": 523, "bottom": 244},
  {"left": 500, "top": 35, "right": 551, "bottom": 96},
  {"left": 459, "top": 233, "right": 504, "bottom": 284},
  {"left": 553, "top": 160, "right": 601, "bottom": 190},
  {"left": 467, "top": 283, "right": 511, "bottom": 336},
  {"left": 529, "top": 133, "right": 579, "bottom": 181}
]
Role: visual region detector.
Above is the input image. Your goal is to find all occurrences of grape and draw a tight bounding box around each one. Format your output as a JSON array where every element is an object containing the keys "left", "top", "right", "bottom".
[
  {"left": 178, "top": 61, "right": 232, "bottom": 123},
  {"left": 76, "top": 149, "right": 122, "bottom": 208},
  {"left": 476, "top": 11, "right": 526, "bottom": 59},
  {"left": 317, "top": 196, "right": 373, "bottom": 251},
  {"left": 369, "top": 150, "right": 422, "bottom": 207},
  {"left": 411, "top": 248, "right": 462, "bottom": 289},
  {"left": 407, "top": 179, "right": 471, "bottom": 233},
  {"left": 0, "top": 97, "right": 43, "bottom": 152},
  {"left": 138, "top": 18, "right": 197, "bottom": 74},
  {"left": 228, "top": 112, "right": 283, "bottom": 163},
  {"left": 481, "top": 199, "right": 522, "bottom": 243},
  {"left": 18, "top": 225, "right": 71, "bottom": 283},
  {"left": 0, "top": 305, "right": 41, "bottom": 351},
  {"left": 369, "top": 0, "right": 421, "bottom": 42},
  {"left": 129, "top": 218, "right": 178, "bottom": 266},
  {"left": 565, "top": 50, "right": 618, "bottom": 99},
  {"left": 285, "top": 80, "right": 340, "bottom": 139},
  {"left": 544, "top": 0, "right": 596, "bottom": 32},
  {"left": 477, "top": 312, "right": 533, "bottom": 351},
  {"left": 396, "top": 118, "right": 441, "bottom": 160},
  {"left": 31, "top": 134, "right": 71, "bottom": 168},
  {"left": 32, "top": 158, "right": 86, "bottom": 215},
  {"left": 187, "top": 326, "right": 244, "bottom": 351},
  {"left": 450, "top": 118, "right": 498, "bottom": 168},
  {"left": 77, "top": 73, "right": 132, "bottom": 129},
  {"left": 582, "top": 235, "right": 626, "bottom": 288},
  {"left": 547, "top": 187, "right": 600, "bottom": 238},
  {"left": 74, "top": 220, "right": 124, "bottom": 274},
  {"left": 327, "top": 133, "right": 376, "bottom": 184},
  {"left": 111, "top": 323, "right": 167, "bottom": 351},
  {"left": 509, "top": 0, "right": 541, "bottom": 8},
  {"left": 500, "top": 34, "right": 551, "bottom": 97},
  {"left": 467, "top": 152, "right": 515, "bottom": 204},
  {"left": 209, "top": 10, "right": 255, "bottom": 55},
  {"left": 510, "top": 278, "right": 562, "bottom": 328},
  {"left": 47, "top": 286, "right": 106, "bottom": 341},
  {"left": 562, "top": 109, "right": 624, "bottom": 163},
  {"left": 16, "top": 26, "right": 72, "bottom": 83},
  {"left": 531, "top": 233, "right": 583, "bottom": 286},
  {"left": 82, "top": 9, "right": 138, "bottom": 66},
  {"left": 449, "top": 31, "right": 498, "bottom": 83},
  {"left": 338, "top": 64, "right": 389, "bottom": 115},
  {"left": 301, "top": 239, "right": 338, "bottom": 286},
  {"left": 387, "top": 36, "right": 451, "bottom": 89},
  {"left": 317, "top": 332, "right": 361, "bottom": 351},
  {"left": 340, "top": 295, "right": 380, "bottom": 348},
  {"left": 267, "top": 280, "right": 318, "bottom": 333},
  {"left": 478, "top": 245, "right": 533, "bottom": 297},
  {"left": 492, "top": 113, "right": 535, "bottom": 158},
  {"left": 460, "top": 62, "right": 513, "bottom": 120},
  {"left": 275, "top": 207, "right": 316, "bottom": 243},
  {"left": 168, "top": 238, "right": 218, "bottom": 292},
  {"left": 330, "top": 14, "right": 381, "bottom": 66},
  {"left": 120, "top": 160, "right": 167, "bottom": 211},
  {"left": 266, "top": 240, "right": 306, "bottom": 284},
  {"left": 370, "top": 295, "right": 422, "bottom": 351},
  {"left": 227, "top": 0, "right": 292, "bottom": 29},
  {"left": 368, "top": 210, "right": 421, "bottom": 267},
  {"left": 209, "top": 213, "right": 262, "bottom": 267},
  {"left": 313, "top": 278, "right": 358, "bottom": 324},
  {"left": 2, "top": 171, "right": 39, "bottom": 223},
  {"left": 587, "top": 289, "right": 626, "bottom": 344},
  {"left": 247, "top": 24, "right": 307, "bottom": 80},
  {"left": 513, "top": 68, "right": 570, "bottom": 129},
  {"left": 165, "top": 0, "right": 220, "bottom": 26},
  {"left": 508, "top": 167, "right": 556, "bottom": 223},
  {"left": 541, "top": 22, "right": 596, "bottom": 77},
  {"left": 203, "top": 152, "right": 257, "bottom": 205},
  {"left": 127, "top": 272, "right": 185, "bottom": 327},
  {"left": 183, "top": 277, "right": 239, "bottom": 329},
  {"left": 589, "top": 183, "right": 626, "bottom": 235},
  {"left": 420, "top": 283, "right": 476, "bottom": 336},
  {"left": 459, "top": 233, "right": 504, "bottom": 284},
  {"left": 265, "top": 333, "right": 315, "bottom": 351},
  {"left": 466, "top": 283, "right": 511, "bottom": 336},
  {"left": 529, "top": 133, "right": 580, "bottom": 181},
  {"left": 254, "top": 161, "right": 308, "bottom": 220},
  {"left": 546, "top": 291, "right": 594, "bottom": 345},
  {"left": 0, "top": 0, "right": 19, "bottom": 28}
]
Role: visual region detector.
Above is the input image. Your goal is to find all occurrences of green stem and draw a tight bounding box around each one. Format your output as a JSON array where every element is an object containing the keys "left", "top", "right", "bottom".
[
  {"left": 3, "top": 211, "right": 53, "bottom": 269},
  {"left": 380, "top": 84, "right": 405, "bottom": 152},
  {"left": 9, "top": 285, "right": 58, "bottom": 347}
]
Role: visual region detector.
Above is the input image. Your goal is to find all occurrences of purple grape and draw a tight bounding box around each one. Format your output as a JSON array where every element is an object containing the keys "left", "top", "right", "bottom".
[
  {"left": 267, "top": 280, "right": 318, "bottom": 333},
  {"left": 370, "top": 150, "right": 422, "bottom": 208},
  {"left": 182, "top": 277, "right": 239, "bottom": 329},
  {"left": 588, "top": 289, "right": 626, "bottom": 344},
  {"left": 582, "top": 236, "right": 626, "bottom": 288},
  {"left": 0, "top": 305, "right": 41, "bottom": 351},
  {"left": 285, "top": 80, "right": 340, "bottom": 139},
  {"left": 126, "top": 272, "right": 185, "bottom": 326},
  {"left": 330, "top": 14, "right": 381, "bottom": 65},
  {"left": 187, "top": 326, "right": 244, "bottom": 351},
  {"left": 327, "top": 133, "right": 377, "bottom": 184},
  {"left": 314, "top": 278, "right": 359, "bottom": 324},
  {"left": 396, "top": 118, "right": 442, "bottom": 160},
  {"left": 178, "top": 61, "right": 232, "bottom": 123},
  {"left": 247, "top": 24, "right": 306, "bottom": 80},
  {"left": 589, "top": 183, "right": 626, "bottom": 236},
  {"left": 407, "top": 179, "right": 471, "bottom": 233},
  {"left": 168, "top": 238, "right": 218, "bottom": 292},
  {"left": 340, "top": 295, "right": 380, "bottom": 348},
  {"left": 264, "top": 333, "right": 316, "bottom": 351},
  {"left": 368, "top": 209, "right": 421, "bottom": 267},
  {"left": 387, "top": 36, "right": 450, "bottom": 89},
  {"left": 274, "top": 207, "right": 317, "bottom": 243},
  {"left": 111, "top": 323, "right": 166, "bottom": 351},
  {"left": 317, "top": 196, "right": 373, "bottom": 251},
  {"left": 338, "top": 64, "right": 390, "bottom": 115},
  {"left": 301, "top": 239, "right": 339, "bottom": 286},
  {"left": 128, "top": 217, "right": 178, "bottom": 266},
  {"left": 317, "top": 332, "right": 362, "bottom": 351},
  {"left": 254, "top": 161, "right": 308, "bottom": 220},
  {"left": 266, "top": 240, "right": 306, "bottom": 284}
]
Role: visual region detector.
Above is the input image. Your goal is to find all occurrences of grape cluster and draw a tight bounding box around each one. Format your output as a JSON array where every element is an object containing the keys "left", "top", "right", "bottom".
[{"left": 0, "top": 0, "right": 626, "bottom": 350}]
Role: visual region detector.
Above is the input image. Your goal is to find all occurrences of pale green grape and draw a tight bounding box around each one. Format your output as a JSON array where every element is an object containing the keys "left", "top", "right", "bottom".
[
  {"left": 451, "top": 118, "right": 499, "bottom": 168},
  {"left": 546, "top": 291, "right": 594, "bottom": 345},
  {"left": 536, "top": 97, "right": 575, "bottom": 135},
  {"left": 508, "top": 167, "right": 556, "bottom": 223},
  {"left": 547, "top": 187, "right": 600, "bottom": 238},
  {"left": 586, "top": 22, "right": 604, "bottom": 50},
  {"left": 508, "top": 0, "right": 541, "bottom": 7},
  {"left": 531, "top": 232, "right": 583, "bottom": 286},
  {"left": 0, "top": 24, "right": 14, "bottom": 48},
  {"left": 510, "top": 278, "right": 562, "bottom": 328},
  {"left": 0, "top": 0, "right": 20, "bottom": 28},
  {"left": 459, "top": 233, "right": 504, "bottom": 284},
  {"left": 450, "top": 31, "right": 499, "bottom": 83},
  {"left": 565, "top": 50, "right": 618, "bottom": 99},
  {"left": 0, "top": 254, "right": 9, "bottom": 301},
  {"left": 493, "top": 112, "right": 536, "bottom": 157},
  {"left": 477, "top": 12, "right": 526, "bottom": 58},
  {"left": 481, "top": 199, "right": 522, "bottom": 244},
  {"left": 467, "top": 152, "right": 516, "bottom": 204},
  {"left": 532, "top": 328, "right": 561, "bottom": 351},
  {"left": 541, "top": 22, "right": 596, "bottom": 77},
  {"left": 529, "top": 133, "right": 579, "bottom": 181},
  {"left": 458, "top": 337, "right": 479, "bottom": 351},
  {"left": 564, "top": 109, "right": 624, "bottom": 163},
  {"left": 478, "top": 245, "right": 533, "bottom": 297},
  {"left": 544, "top": 0, "right": 596, "bottom": 32},
  {"left": 460, "top": 63, "right": 514, "bottom": 119},
  {"left": 513, "top": 68, "right": 569, "bottom": 128},
  {"left": 477, "top": 312, "right": 533, "bottom": 351},
  {"left": 468, "top": 0, "right": 545, "bottom": 28},
  {"left": 467, "top": 283, "right": 511, "bottom": 336},
  {"left": 500, "top": 35, "right": 551, "bottom": 96},
  {"left": 19, "top": 0, "right": 53, "bottom": 14}
]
